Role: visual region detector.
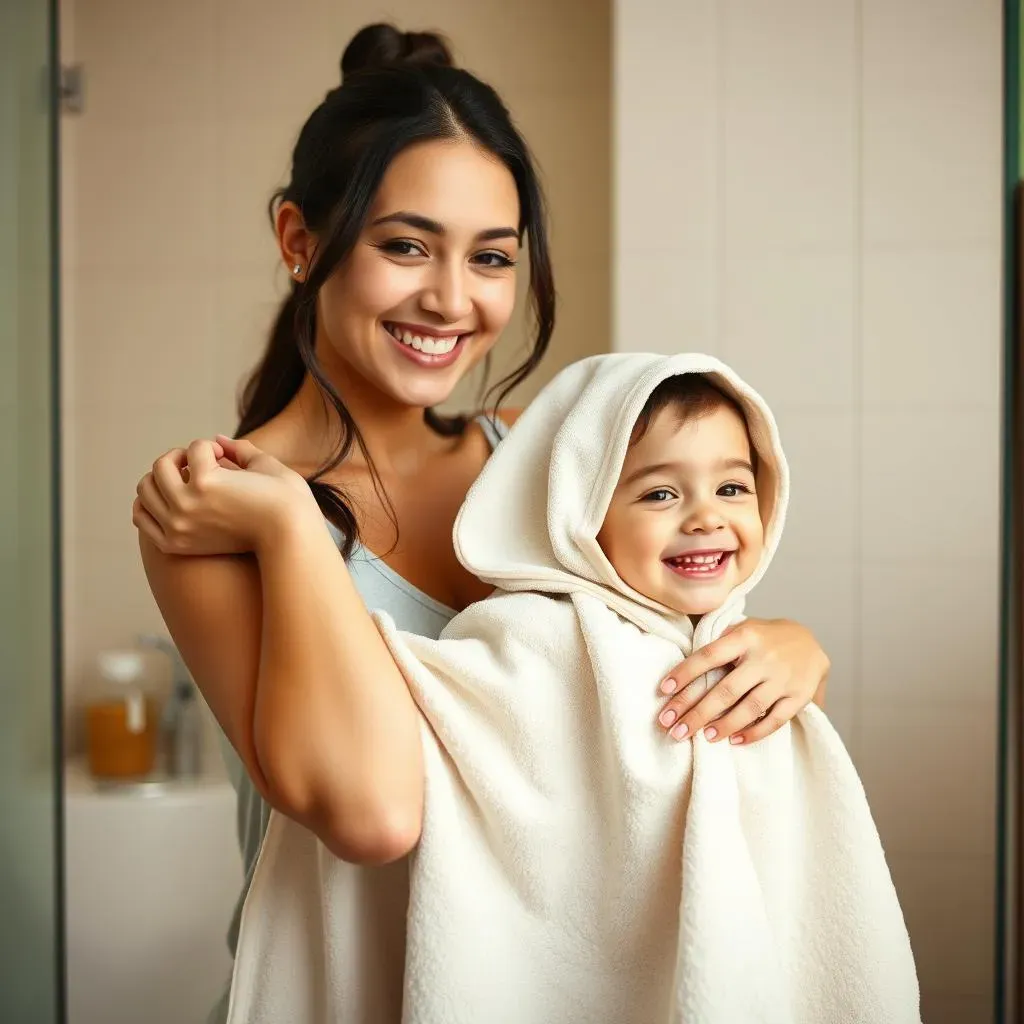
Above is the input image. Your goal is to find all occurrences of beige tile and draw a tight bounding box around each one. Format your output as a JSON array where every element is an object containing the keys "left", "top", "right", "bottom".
[
  {"left": 860, "top": 410, "right": 1001, "bottom": 563},
  {"left": 214, "top": 116, "right": 296, "bottom": 271},
  {"left": 60, "top": 118, "right": 79, "bottom": 274},
  {"left": 920, "top": 992, "right": 993, "bottom": 1024},
  {"left": 721, "top": 252, "right": 856, "bottom": 408},
  {"left": 887, "top": 855, "right": 996, "bottom": 1002},
  {"left": 615, "top": 0, "right": 716, "bottom": 255},
  {"left": 860, "top": 562, "right": 999, "bottom": 708},
  {"left": 69, "top": 402, "right": 234, "bottom": 548},
  {"left": 614, "top": 252, "right": 717, "bottom": 353},
  {"left": 74, "top": 115, "right": 217, "bottom": 271},
  {"left": 721, "top": 0, "right": 856, "bottom": 251},
  {"left": 212, "top": 270, "right": 290, "bottom": 420},
  {"left": 743, "top": 557, "right": 858, "bottom": 708},
  {"left": 857, "top": 706, "right": 998, "bottom": 859},
  {"left": 213, "top": 0, "right": 339, "bottom": 121},
  {"left": 861, "top": 247, "right": 1001, "bottom": 409},
  {"left": 438, "top": 2, "right": 610, "bottom": 98},
  {"left": 76, "top": 0, "right": 216, "bottom": 123},
  {"left": 70, "top": 269, "right": 219, "bottom": 413},
  {"left": 513, "top": 91, "right": 612, "bottom": 251},
  {"left": 861, "top": 0, "right": 1001, "bottom": 247},
  {"left": 615, "top": 0, "right": 709, "bottom": 73},
  {"left": 758, "top": 407, "right": 858, "bottom": 561}
]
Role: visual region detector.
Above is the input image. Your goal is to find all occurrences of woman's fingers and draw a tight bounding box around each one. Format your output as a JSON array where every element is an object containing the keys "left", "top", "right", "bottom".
[
  {"left": 658, "top": 630, "right": 747, "bottom": 697},
  {"left": 151, "top": 447, "right": 188, "bottom": 503},
  {"left": 135, "top": 473, "right": 170, "bottom": 522},
  {"left": 132, "top": 496, "right": 166, "bottom": 549},
  {"left": 215, "top": 435, "right": 261, "bottom": 469},
  {"left": 700, "top": 682, "right": 781, "bottom": 743},
  {"left": 186, "top": 438, "right": 222, "bottom": 481},
  {"left": 659, "top": 660, "right": 764, "bottom": 741},
  {"left": 729, "top": 697, "right": 800, "bottom": 746}
]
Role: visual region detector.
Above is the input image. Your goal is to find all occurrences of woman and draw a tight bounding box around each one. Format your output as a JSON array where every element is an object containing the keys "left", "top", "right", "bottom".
[{"left": 133, "top": 23, "right": 830, "bottom": 1022}]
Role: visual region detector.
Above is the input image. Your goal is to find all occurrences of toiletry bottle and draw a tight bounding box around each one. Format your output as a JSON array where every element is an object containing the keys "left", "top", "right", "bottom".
[{"left": 85, "top": 650, "right": 157, "bottom": 779}]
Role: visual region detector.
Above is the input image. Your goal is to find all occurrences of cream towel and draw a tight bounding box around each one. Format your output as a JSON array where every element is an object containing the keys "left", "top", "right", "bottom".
[{"left": 227, "top": 353, "right": 920, "bottom": 1024}]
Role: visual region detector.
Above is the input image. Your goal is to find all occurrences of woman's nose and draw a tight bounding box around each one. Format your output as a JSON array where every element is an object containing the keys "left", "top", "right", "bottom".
[{"left": 420, "top": 264, "right": 473, "bottom": 323}]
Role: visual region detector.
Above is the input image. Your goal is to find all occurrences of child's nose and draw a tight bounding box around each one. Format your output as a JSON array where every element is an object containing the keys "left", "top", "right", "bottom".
[{"left": 681, "top": 501, "right": 725, "bottom": 533}]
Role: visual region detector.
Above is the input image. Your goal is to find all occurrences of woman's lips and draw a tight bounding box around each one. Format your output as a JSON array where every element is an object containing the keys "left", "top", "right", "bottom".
[{"left": 383, "top": 322, "right": 469, "bottom": 368}]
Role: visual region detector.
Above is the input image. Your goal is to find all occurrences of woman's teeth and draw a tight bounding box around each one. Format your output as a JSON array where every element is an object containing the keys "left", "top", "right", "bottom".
[{"left": 386, "top": 324, "right": 460, "bottom": 355}]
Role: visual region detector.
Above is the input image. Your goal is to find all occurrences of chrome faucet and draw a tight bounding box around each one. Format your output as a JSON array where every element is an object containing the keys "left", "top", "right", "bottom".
[{"left": 138, "top": 634, "right": 202, "bottom": 778}]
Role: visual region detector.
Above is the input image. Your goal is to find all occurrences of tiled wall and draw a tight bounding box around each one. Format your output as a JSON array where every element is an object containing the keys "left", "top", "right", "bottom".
[
  {"left": 60, "top": 0, "right": 611, "bottom": 750},
  {"left": 613, "top": 1, "right": 1002, "bottom": 1021}
]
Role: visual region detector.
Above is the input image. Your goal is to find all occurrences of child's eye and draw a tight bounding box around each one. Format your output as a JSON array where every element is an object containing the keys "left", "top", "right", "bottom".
[
  {"left": 641, "top": 488, "right": 676, "bottom": 503},
  {"left": 718, "top": 482, "right": 753, "bottom": 498}
]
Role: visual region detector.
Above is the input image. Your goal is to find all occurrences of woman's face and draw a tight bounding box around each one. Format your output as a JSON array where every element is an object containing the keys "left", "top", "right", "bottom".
[{"left": 313, "top": 138, "right": 521, "bottom": 410}]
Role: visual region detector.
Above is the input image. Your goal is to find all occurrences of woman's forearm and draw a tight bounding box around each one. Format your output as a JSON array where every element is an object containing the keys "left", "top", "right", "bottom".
[{"left": 253, "top": 507, "right": 424, "bottom": 863}]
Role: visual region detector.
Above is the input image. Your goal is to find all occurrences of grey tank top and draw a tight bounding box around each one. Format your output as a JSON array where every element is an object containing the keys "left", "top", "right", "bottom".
[{"left": 209, "top": 414, "right": 510, "bottom": 1023}]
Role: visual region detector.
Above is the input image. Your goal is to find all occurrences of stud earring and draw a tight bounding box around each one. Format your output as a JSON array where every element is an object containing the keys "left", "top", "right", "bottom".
[{"left": 292, "top": 263, "right": 303, "bottom": 276}]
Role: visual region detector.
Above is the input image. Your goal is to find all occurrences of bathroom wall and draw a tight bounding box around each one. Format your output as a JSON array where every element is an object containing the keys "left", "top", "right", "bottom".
[
  {"left": 613, "top": 2, "right": 1002, "bottom": 1022},
  {"left": 59, "top": 0, "right": 611, "bottom": 749}
]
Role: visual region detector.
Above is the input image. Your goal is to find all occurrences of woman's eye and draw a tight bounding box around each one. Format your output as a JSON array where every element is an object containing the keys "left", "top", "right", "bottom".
[
  {"left": 473, "top": 250, "right": 517, "bottom": 269},
  {"left": 380, "top": 239, "right": 427, "bottom": 258}
]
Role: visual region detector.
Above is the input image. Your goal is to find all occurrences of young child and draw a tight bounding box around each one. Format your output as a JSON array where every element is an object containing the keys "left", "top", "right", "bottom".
[{"left": 227, "top": 353, "right": 921, "bottom": 1024}]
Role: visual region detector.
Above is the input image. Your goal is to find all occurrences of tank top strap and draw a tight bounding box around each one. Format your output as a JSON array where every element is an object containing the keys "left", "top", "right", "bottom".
[{"left": 474, "top": 413, "right": 512, "bottom": 451}]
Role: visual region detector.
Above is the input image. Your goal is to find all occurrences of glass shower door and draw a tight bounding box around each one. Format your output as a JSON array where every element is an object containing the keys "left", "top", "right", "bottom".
[{"left": 0, "top": 0, "right": 64, "bottom": 1022}]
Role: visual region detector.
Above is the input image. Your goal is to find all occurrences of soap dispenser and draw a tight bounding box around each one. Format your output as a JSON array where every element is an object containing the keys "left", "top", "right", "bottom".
[{"left": 85, "top": 649, "right": 157, "bottom": 779}]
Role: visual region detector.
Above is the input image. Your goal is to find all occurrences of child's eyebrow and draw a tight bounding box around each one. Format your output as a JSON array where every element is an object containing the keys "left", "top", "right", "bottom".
[{"left": 620, "top": 457, "right": 754, "bottom": 487}]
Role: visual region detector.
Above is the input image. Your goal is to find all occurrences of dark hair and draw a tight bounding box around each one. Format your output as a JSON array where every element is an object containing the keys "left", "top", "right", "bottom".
[
  {"left": 632, "top": 375, "right": 750, "bottom": 450},
  {"left": 237, "top": 23, "right": 556, "bottom": 557}
]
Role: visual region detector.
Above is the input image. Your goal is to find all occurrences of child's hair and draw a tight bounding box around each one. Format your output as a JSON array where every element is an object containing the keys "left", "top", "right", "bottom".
[{"left": 631, "top": 374, "right": 746, "bottom": 442}]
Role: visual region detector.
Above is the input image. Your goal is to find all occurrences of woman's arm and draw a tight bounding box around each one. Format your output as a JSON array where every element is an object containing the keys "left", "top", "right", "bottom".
[
  {"left": 253, "top": 510, "right": 424, "bottom": 861},
  {"left": 135, "top": 440, "right": 423, "bottom": 864}
]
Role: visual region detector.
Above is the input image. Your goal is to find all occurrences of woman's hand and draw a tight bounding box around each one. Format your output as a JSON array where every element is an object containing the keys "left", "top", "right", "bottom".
[
  {"left": 656, "top": 618, "right": 829, "bottom": 746},
  {"left": 133, "top": 436, "right": 318, "bottom": 557}
]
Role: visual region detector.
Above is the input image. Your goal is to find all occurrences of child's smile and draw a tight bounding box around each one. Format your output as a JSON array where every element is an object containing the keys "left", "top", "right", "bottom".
[{"left": 598, "top": 401, "right": 765, "bottom": 617}]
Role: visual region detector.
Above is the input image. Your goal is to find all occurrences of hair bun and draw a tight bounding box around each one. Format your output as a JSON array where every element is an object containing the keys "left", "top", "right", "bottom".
[{"left": 340, "top": 23, "right": 454, "bottom": 82}]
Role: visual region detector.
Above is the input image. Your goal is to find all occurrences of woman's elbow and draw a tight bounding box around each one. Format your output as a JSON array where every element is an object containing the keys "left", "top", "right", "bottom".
[
  {"left": 263, "top": 764, "right": 422, "bottom": 864},
  {"left": 319, "top": 803, "right": 423, "bottom": 865}
]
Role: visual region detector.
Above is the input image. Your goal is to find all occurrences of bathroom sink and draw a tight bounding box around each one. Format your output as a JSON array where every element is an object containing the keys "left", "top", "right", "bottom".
[{"left": 65, "top": 759, "right": 242, "bottom": 1024}]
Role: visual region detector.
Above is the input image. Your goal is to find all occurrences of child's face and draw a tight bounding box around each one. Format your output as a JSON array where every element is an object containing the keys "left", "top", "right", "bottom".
[{"left": 596, "top": 402, "right": 765, "bottom": 617}]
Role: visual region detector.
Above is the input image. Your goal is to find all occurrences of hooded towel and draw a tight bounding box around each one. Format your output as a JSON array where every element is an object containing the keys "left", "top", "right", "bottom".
[{"left": 227, "top": 352, "right": 920, "bottom": 1024}]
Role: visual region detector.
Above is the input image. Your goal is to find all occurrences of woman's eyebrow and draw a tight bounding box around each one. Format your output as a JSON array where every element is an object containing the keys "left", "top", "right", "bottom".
[{"left": 371, "top": 210, "right": 519, "bottom": 242}]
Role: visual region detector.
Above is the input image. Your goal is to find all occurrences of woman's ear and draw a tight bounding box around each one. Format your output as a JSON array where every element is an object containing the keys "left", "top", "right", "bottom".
[{"left": 275, "top": 201, "right": 316, "bottom": 278}]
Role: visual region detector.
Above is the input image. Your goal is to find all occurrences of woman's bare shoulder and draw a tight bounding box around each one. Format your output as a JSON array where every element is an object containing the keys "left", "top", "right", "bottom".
[
  {"left": 482, "top": 407, "right": 523, "bottom": 428},
  {"left": 237, "top": 415, "right": 323, "bottom": 476}
]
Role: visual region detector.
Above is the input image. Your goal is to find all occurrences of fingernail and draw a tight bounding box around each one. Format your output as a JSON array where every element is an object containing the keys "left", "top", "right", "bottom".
[
  {"left": 671, "top": 722, "right": 689, "bottom": 741},
  {"left": 660, "top": 678, "right": 676, "bottom": 695},
  {"left": 730, "top": 735, "right": 744, "bottom": 745},
  {"left": 704, "top": 727, "right": 718, "bottom": 741},
  {"left": 659, "top": 709, "right": 677, "bottom": 727}
]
